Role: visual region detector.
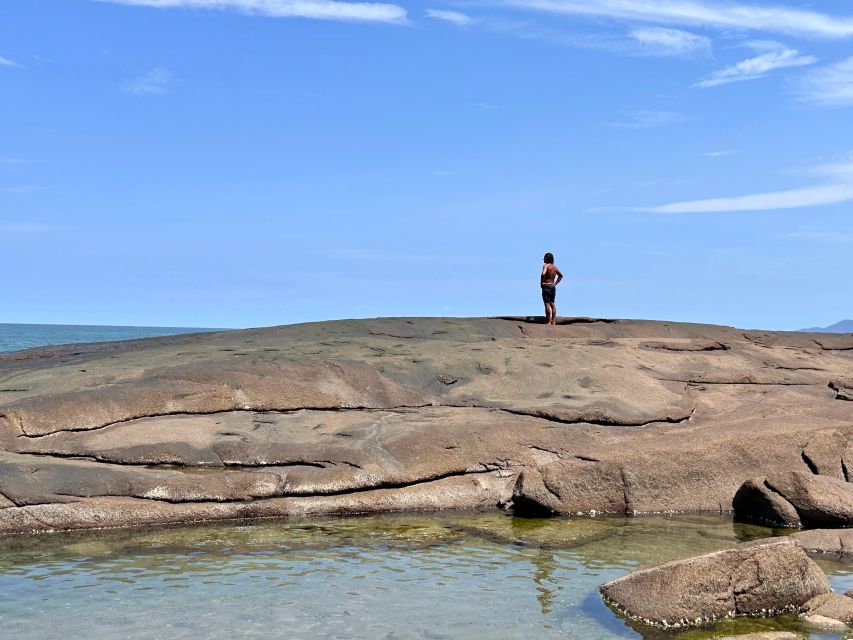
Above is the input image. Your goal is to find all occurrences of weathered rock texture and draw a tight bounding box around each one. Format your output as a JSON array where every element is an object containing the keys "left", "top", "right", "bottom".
[
  {"left": 600, "top": 539, "right": 830, "bottom": 628},
  {"left": 0, "top": 317, "right": 851, "bottom": 533},
  {"left": 734, "top": 472, "right": 853, "bottom": 528}
]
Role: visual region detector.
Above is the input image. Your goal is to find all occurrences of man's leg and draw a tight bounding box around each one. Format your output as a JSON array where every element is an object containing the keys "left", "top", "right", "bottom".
[
  {"left": 543, "top": 303, "right": 552, "bottom": 324},
  {"left": 549, "top": 303, "right": 557, "bottom": 325}
]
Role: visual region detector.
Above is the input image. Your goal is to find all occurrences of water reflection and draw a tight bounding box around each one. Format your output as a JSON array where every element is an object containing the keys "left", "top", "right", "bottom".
[{"left": 0, "top": 513, "right": 849, "bottom": 640}]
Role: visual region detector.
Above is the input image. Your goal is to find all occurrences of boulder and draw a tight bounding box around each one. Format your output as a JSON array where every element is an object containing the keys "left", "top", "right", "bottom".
[
  {"left": 734, "top": 472, "right": 853, "bottom": 528},
  {"left": 791, "top": 529, "right": 853, "bottom": 555},
  {"left": 600, "top": 538, "right": 830, "bottom": 628},
  {"left": 801, "top": 614, "right": 849, "bottom": 633},
  {"left": 733, "top": 478, "right": 801, "bottom": 527},
  {"left": 801, "top": 593, "right": 853, "bottom": 623},
  {"left": 766, "top": 472, "right": 853, "bottom": 527}
]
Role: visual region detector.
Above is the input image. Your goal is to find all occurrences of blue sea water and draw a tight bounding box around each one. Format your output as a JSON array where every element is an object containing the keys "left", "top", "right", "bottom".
[{"left": 0, "top": 323, "right": 225, "bottom": 353}]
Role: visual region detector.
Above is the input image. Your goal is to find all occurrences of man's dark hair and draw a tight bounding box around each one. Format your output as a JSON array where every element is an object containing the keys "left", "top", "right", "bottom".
[{"left": 544, "top": 252, "right": 554, "bottom": 264}]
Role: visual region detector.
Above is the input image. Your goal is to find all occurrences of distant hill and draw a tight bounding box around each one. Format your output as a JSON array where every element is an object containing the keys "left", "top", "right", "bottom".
[{"left": 798, "top": 319, "right": 853, "bottom": 333}]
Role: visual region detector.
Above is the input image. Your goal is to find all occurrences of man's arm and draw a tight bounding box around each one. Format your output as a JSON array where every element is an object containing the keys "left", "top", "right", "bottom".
[{"left": 554, "top": 267, "right": 563, "bottom": 285}]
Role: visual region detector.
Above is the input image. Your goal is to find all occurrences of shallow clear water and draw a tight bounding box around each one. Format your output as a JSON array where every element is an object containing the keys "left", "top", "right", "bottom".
[
  {"left": 0, "top": 323, "right": 225, "bottom": 353},
  {"left": 0, "top": 513, "right": 850, "bottom": 639}
]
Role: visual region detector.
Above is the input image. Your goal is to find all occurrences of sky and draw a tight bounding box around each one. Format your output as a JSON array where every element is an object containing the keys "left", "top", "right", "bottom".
[{"left": 1, "top": 0, "right": 852, "bottom": 330}]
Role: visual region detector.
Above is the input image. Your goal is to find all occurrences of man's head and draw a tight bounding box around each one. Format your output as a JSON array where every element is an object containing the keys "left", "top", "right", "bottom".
[{"left": 544, "top": 252, "right": 554, "bottom": 264}]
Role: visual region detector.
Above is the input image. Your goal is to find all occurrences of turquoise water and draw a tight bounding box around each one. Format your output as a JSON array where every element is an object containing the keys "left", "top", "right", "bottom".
[
  {"left": 0, "top": 513, "right": 850, "bottom": 639},
  {"left": 0, "top": 323, "right": 226, "bottom": 353}
]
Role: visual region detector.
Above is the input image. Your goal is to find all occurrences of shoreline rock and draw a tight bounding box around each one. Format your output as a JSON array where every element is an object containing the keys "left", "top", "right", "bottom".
[
  {"left": 600, "top": 538, "right": 830, "bottom": 629},
  {"left": 1, "top": 316, "right": 851, "bottom": 534}
]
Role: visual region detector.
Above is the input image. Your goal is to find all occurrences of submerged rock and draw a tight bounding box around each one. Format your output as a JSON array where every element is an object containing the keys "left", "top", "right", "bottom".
[{"left": 599, "top": 538, "right": 830, "bottom": 628}]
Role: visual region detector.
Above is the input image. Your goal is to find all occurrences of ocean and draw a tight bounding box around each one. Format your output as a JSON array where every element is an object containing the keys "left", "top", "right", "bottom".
[{"left": 0, "top": 323, "right": 225, "bottom": 353}]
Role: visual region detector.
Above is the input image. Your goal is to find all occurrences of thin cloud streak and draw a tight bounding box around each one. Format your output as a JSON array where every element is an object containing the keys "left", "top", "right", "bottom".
[
  {"left": 609, "top": 110, "right": 688, "bottom": 129},
  {"left": 426, "top": 9, "right": 472, "bottom": 26},
  {"left": 630, "top": 27, "right": 711, "bottom": 58},
  {"left": 0, "top": 56, "right": 19, "bottom": 67},
  {"left": 636, "top": 158, "right": 853, "bottom": 213},
  {"left": 0, "top": 223, "right": 54, "bottom": 232},
  {"left": 796, "top": 56, "right": 853, "bottom": 107},
  {"left": 695, "top": 45, "right": 816, "bottom": 88},
  {"left": 96, "top": 0, "right": 407, "bottom": 24},
  {"left": 121, "top": 68, "right": 174, "bottom": 95},
  {"left": 783, "top": 231, "right": 853, "bottom": 243},
  {"left": 496, "top": 0, "right": 853, "bottom": 39}
]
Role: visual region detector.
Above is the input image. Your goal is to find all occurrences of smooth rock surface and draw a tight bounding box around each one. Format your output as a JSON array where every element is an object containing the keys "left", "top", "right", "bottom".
[
  {"left": 599, "top": 538, "right": 830, "bottom": 628},
  {"left": 0, "top": 316, "right": 851, "bottom": 533},
  {"left": 800, "top": 614, "right": 849, "bottom": 632},
  {"left": 735, "top": 472, "right": 853, "bottom": 528},
  {"left": 800, "top": 593, "right": 853, "bottom": 623},
  {"left": 791, "top": 528, "right": 853, "bottom": 555}
]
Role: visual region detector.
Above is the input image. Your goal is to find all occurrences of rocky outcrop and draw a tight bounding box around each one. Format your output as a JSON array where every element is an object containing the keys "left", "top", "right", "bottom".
[
  {"left": 599, "top": 539, "right": 830, "bottom": 628},
  {"left": 0, "top": 317, "right": 851, "bottom": 533},
  {"left": 734, "top": 472, "right": 853, "bottom": 528}
]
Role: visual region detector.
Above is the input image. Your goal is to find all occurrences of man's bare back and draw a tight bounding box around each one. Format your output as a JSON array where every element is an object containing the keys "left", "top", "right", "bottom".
[
  {"left": 541, "top": 263, "right": 561, "bottom": 285},
  {"left": 540, "top": 253, "right": 563, "bottom": 325}
]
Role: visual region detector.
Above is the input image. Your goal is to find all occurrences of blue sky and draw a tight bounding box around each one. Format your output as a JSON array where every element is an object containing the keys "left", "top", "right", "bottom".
[{"left": 1, "top": 0, "right": 852, "bottom": 330}]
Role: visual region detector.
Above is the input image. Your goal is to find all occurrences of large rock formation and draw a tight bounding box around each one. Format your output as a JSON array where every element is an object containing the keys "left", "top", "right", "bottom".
[
  {"left": 599, "top": 539, "right": 830, "bottom": 628},
  {"left": 0, "top": 317, "right": 851, "bottom": 533}
]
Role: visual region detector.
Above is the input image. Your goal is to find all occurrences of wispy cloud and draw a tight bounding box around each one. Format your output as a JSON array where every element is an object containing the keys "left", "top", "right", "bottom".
[
  {"left": 496, "top": 0, "right": 853, "bottom": 39},
  {"left": 0, "top": 223, "right": 54, "bottom": 232},
  {"left": 703, "top": 150, "right": 739, "bottom": 157},
  {"left": 426, "top": 9, "right": 472, "bottom": 26},
  {"left": 610, "top": 110, "right": 688, "bottom": 129},
  {"left": 636, "top": 157, "right": 853, "bottom": 213},
  {"left": 694, "top": 42, "right": 816, "bottom": 88},
  {"left": 121, "top": 68, "right": 174, "bottom": 96},
  {"left": 783, "top": 230, "right": 853, "bottom": 243},
  {"left": 97, "top": 0, "right": 407, "bottom": 24},
  {"left": 795, "top": 56, "right": 853, "bottom": 107},
  {"left": 630, "top": 27, "right": 711, "bottom": 58},
  {"left": 0, "top": 56, "right": 19, "bottom": 67},
  {"left": 0, "top": 185, "right": 43, "bottom": 193}
]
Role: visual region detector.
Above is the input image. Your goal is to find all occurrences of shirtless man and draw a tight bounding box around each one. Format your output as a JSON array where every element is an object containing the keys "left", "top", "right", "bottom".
[{"left": 540, "top": 252, "right": 563, "bottom": 325}]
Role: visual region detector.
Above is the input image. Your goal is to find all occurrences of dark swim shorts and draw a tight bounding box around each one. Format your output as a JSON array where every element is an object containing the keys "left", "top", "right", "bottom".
[{"left": 541, "top": 284, "right": 556, "bottom": 304}]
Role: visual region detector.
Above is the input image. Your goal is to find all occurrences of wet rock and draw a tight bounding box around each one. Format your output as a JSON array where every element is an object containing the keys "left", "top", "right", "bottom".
[
  {"left": 800, "top": 593, "right": 853, "bottom": 623},
  {"left": 599, "top": 539, "right": 830, "bottom": 628},
  {"left": 714, "top": 633, "right": 802, "bottom": 640},
  {"left": 800, "top": 614, "right": 849, "bottom": 633},
  {"left": 791, "top": 528, "right": 853, "bottom": 555}
]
